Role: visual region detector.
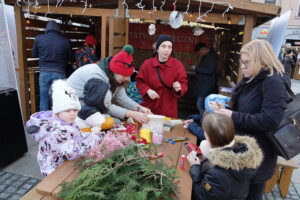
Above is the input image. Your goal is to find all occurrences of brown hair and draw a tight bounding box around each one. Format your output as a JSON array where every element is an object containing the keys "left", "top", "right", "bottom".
[{"left": 202, "top": 113, "right": 235, "bottom": 148}]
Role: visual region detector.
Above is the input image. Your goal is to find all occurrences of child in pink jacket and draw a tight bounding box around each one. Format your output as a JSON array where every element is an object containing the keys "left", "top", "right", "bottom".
[{"left": 26, "top": 80, "right": 104, "bottom": 176}]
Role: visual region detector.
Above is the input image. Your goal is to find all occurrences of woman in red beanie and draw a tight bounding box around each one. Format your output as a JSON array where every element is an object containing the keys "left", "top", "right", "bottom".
[
  {"left": 67, "top": 45, "right": 151, "bottom": 124},
  {"left": 74, "top": 34, "right": 99, "bottom": 69},
  {"left": 136, "top": 34, "right": 188, "bottom": 118}
]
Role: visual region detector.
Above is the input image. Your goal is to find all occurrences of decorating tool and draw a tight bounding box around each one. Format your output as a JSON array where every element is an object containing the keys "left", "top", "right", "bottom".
[{"left": 166, "top": 137, "right": 189, "bottom": 144}]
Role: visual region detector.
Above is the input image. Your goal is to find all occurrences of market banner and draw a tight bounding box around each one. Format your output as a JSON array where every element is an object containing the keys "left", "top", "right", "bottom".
[{"left": 129, "top": 23, "right": 215, "bottom": 53}]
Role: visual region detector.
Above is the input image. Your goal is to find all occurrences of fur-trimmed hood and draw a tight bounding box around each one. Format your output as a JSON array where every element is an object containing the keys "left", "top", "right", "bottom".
[
  {"left": 209, "top": 135, "right": 263, "bottom": 171},
  {"left": 207, "top": 135, "right": 263, "bottom": 183}
]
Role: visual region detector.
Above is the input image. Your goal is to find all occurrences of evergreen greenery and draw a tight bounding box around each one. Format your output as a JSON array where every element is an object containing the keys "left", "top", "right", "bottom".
[{"left": 58, "top": 145, "right": 178, "bottom": 200}]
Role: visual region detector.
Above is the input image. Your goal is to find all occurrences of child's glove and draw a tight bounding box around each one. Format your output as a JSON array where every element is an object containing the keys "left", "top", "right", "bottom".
[{"left": 205, "top": 94, "right": 231, "bottom": 113}]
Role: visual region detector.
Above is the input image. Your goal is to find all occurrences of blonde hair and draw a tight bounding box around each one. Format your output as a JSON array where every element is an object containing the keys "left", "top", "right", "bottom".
[{"left": 240, "top": 39, "right": 284, "bottom": 80}]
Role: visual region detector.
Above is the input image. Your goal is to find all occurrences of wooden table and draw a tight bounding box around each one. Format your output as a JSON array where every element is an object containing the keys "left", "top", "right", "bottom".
[{"left": 21, "top": 124, "right": 197, "bottom": 200}]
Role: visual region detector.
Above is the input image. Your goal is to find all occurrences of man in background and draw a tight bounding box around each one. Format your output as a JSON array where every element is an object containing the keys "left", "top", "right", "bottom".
[
  {"left": 32, "top": 20, "right": 74, "bottom": 111},
  {"left": 192, "top": 42, "right": 218, "bottom": 116}
]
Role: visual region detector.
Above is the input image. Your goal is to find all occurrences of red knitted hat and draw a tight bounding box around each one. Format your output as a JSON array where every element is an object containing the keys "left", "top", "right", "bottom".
[
  {"left": 84, "top": 35, "right": 97, "bottom": 46},
  {"left": 109, "top": 45, "right": 134, "bottom": 77}
]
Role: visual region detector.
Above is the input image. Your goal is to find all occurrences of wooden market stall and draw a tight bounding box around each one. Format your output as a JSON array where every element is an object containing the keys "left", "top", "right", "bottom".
[{"left": 4, "top": 0, "right": 281, "bottom": 121}]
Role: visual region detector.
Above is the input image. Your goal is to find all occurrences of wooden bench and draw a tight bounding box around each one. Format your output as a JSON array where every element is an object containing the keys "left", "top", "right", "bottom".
[{"left": 265, "top": 156, "right": 298, "bottom": 198}]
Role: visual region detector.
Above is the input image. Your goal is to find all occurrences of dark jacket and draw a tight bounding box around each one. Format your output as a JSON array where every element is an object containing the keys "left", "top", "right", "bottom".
[
  {"left": 283, "top": 55, "right": 294, "bottom": 78},
  {"left": 77, "top": 78, "right": 109, "bottom": 120},
  {"left": 190, "top": 136, "right": 263, "bottom": 200},
  {"left": 32, "top": 21, "right": 74, "bottom": 74},
  {"left": 193, "top": 50, "right": 217, "bottom": 98},
  {"left": 186, "top": 114, "right": 205, "bottom": 141},
  {"left": 231, "top": 70, "right": 289, "bottom": 183}
]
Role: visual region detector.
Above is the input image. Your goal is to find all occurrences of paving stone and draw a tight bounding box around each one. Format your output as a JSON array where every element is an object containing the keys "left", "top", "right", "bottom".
[
  {"left": 9, "top": 175, "right": 20, "bottom": 181},
  {"left": 0, "top": 170, "right": 40, "bottom": 199},
  {"left": 13, "top": 181, "right": 24, "bottom": 188},
  {"left": 0, "top": 185, "right": 8, "bottom": 192},
  {"left": 22, "top": 183, "right": 34, "bottom": 190},
  {"left": 1, "top": 173, "right": 12, "bottom": 179},
  {"left": 7, "top": 194, "right": 22, "bottom": 200},
  {"left": 18, "top": 176, "right": 29, "bottom": 182},
  {"left": 3, "top": 179, "right": 13, "bottom": 185},
  {"left": 0, "top": 192, "right": 10, "bottom": 199},
  {"left": 16, "top": 188, "right": 28, "bottom": 196},
  {"left": 5, "top": 186, "right": 17, "bottom": 193},
  {"left": 27, "top": 178, "right": 39, "bottom": 184}
]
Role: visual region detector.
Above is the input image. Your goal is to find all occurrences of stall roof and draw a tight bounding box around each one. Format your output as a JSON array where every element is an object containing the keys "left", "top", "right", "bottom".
[{"left": 5, "top": 0, "right": 280, "bottom": 27}]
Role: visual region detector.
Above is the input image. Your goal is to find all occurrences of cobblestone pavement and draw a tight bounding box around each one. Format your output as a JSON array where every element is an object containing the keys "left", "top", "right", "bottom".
[
  {"left": 0, "top": 170, "right": 40, "bottom": 200},
  {"left": 264, "top": 182, "right": 300, "bottom": 200}
]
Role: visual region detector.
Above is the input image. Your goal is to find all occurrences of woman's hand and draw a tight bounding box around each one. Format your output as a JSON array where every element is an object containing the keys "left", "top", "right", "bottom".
[
  {"left": 147, "top": 89, "right": 160, "bottom": 99},
  {"left": 173, "top": 81, "right": 181, "bottom": 92},
  {"left": 215, "top": 108, "right": 233, "bottom": 117},
  {"left": 208, "top": 101, "right": 225, "bottom": 112},
  {"left": 126, "top": 110, "right": 149, "bottom": 124},
  {"left": 183, "top": 119, "right": 194, "bottom": 128},
  {"left": 187, "top": 151, "right": 201, "bottom": 166},
  {"left": 137, "top": 106, "right": 152, "bottom": 114}
]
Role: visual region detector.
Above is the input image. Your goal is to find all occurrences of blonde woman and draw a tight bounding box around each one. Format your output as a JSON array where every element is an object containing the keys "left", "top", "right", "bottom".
[{"left": 216, "top": 40, "right": 290, "bottom": 200}]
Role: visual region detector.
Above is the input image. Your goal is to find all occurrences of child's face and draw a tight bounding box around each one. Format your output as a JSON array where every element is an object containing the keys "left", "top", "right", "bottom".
[{"left": 57, "top": 109, "right": 79, "bottom": 123}]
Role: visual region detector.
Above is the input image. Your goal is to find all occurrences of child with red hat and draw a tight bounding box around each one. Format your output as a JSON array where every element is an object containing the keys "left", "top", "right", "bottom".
[
  {"left": 74, "top": 34, "right": 99, "bottom": 69},
  {"left": 67, "top": 45, "right": 151, "bottom": 124}
]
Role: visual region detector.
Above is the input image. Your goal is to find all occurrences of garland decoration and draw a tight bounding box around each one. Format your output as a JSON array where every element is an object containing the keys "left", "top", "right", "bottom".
[{"left": 58, "top": 144, "right": 178, "bottom": 200}]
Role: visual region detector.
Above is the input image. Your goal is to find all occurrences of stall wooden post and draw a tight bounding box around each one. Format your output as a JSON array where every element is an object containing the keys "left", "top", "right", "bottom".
[
  {"left": 14, "top": 5, "right": 30, "bottom": 121},
  {"left": 238, "top": 14, "right": 255, "bottom": 81},
  {"left": 101, "top": 16, "right": 107, "bottom": 58}
]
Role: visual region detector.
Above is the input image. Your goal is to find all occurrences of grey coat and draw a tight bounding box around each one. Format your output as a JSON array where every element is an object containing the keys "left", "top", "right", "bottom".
[{"left": 66, "top": 57, "right": 139, "bottom": 119}]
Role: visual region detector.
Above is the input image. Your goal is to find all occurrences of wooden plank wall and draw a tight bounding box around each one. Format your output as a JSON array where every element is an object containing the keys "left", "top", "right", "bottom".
[
  {"left": 219, "top": 30, "right": 243, "bottom": 84},
  {"left": 22, "top": 13, "right": 92, "bottom": 117},
  {"left": 109, "top": 18, "right": 128, "bottom": 56}
]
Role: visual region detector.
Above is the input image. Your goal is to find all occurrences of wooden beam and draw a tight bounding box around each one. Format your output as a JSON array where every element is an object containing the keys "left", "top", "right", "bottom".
[
  {"left": 129, "top": 9, "right": 243, "bottom": 25},
  {"left": 125, "top": 19, "right": 129, "bottom": 44},
  {"left": 191, "top": 0, "right": 280, "bottom": 16},
  {"left": 15, "top": 5, "right": 30, "bottom": 121},
  {"left": 238, "top": 14, "right": 255, "bottom": 81},
  {"left": 109, "top": 17, "right": 114, "bottom": 56},
  {"left": 101, "top": 16, "right": 107, "bottom": 58},
  {"left": 28, "top": 6, "right": 114, "bottom": 17}
]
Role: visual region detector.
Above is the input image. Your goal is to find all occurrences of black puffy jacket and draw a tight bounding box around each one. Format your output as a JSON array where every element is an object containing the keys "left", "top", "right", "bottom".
[
  {"left": 32, "top": 21, "right": 74, "bottom": 74},
  {"left": 189, "top": 136, "right": 263, "bottom": 200}
]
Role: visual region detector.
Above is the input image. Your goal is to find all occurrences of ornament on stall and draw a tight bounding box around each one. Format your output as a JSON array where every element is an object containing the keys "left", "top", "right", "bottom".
[
  {"left": 169, "top": 11, "right": 183, "bottom": 29},
  {"left": 193, "top": 26, "right": 204, "bottom": 36},
  {"left": 135, "top": 0, "right": 145, "bottom": 10},
  {"left": 149, "top": 0, "right": 157, "bottom": 14},
  {"left": 196, "top": 0, "right": 205, "bottom": 22},
  {"left": 169, "top": 0, "right": 183, "bottom": 29},
  {"left": 122, "top": 0, "right": 131, "bottom": 18},
  {"left": 81, "top": 0, "right": 88, "bottom": 13},
  {"left": 160, "top": 0, "right": 166, "bottom": 11},
  {"left": 183, "top": 0, "right": 191, "bottom": 15},
  {"left": 148, "top": 23, "right": 156, "bottom": 35}
]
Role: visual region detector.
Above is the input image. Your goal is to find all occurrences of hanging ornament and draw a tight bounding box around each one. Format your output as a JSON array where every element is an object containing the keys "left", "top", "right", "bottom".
[
  {"left": 169, "top": 11, "right": 183, "bottom": 29},
  {"left": 136, "top": 0, "right": 145, "bottom": 10},
  {"left": 148, "top": 24, "right": 156, "bottom": 35},
  {"left": 193, "top": 27, "right": 204, "bottom": 36},
  {"left": 196, "top": 0, "right": 205, "bottom": 22}
]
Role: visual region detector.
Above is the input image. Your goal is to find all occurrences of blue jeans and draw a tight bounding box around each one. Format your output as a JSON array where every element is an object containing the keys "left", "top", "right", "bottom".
[
  {"left": 39, "top": 72, "right": 66, "bottom": 111},
  {"left": 196, "top": 96, "right": 205, "bottom": 116}
]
